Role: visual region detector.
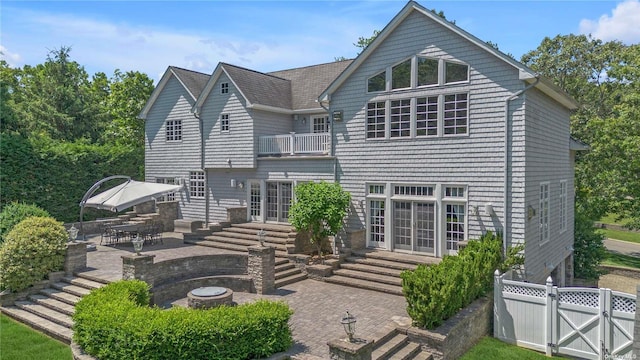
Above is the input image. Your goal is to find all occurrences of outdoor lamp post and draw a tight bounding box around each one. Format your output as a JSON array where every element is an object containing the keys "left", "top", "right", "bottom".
[
  {"left": 131, "top": 235, "right": 144, "bottom": 255},
  {"left": 67, "top": 225, "right": 79, "bottom": 242},
  {"left": 257, "top": 229, "right": 266, "bottom": 246},
  {"left": 341, "top": 310, "right": 357, "bottom": 342}
]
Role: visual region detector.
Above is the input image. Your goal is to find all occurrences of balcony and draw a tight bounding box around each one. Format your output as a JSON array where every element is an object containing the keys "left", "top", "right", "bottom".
[{"left": 258, "top": 132, "right": 330, "bottom": 157}]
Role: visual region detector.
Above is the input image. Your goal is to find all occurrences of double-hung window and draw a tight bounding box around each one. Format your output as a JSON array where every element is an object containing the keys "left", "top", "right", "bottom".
[
  {"left": 443, "top": 93, "right": 468, "bottom": 135},
  {"left": 416, "top": 96, "right": 438, "bottom": 137},
  {"left": 221, "top": 82, "right": 229, "bottom": 94},
  {"left": 539, "top": 182, "right": 550, "bottom": 243},
  {"left": 390, "top": 99, "right": 411, "bottom": 138},
  {"left": 221, "top": 114, "right": 229, "bottom": 132},
  {"left": 366, "top": 101, "right": 386, "bottom": 139},
  {"left": 166, "top": 120, "right": 182, "bottom": 141},
  {"left": 312, "top": 116, "right": 329, "bottom": 133},
  {"left": 189, "top": 171, "right": 205, "bottom": 198}
]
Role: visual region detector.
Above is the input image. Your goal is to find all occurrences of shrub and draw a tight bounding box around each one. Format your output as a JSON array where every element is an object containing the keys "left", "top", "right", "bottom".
[
  {"left": 573, "top": 210, "right": 606, "bottom": 279},
  {"left": 0, "top": 202, "right": 50, "bottom": 244},
  {"left": 401, "top": 232, "right": 502, "bottom": 329},
  {"left": 73, "top": 280, "right": 293, "bottom": 360},
  {"left": 0, "top": 217, "right": 67, "bottom": 292}
]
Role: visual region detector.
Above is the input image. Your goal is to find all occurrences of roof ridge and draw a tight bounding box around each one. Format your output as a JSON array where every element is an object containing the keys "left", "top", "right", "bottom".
[
  {"left": 269, "top": 59, "right": 354, "bottom": 74},
  {"left": 169, "top": 66, "right": 211, "bottom": 77},
  {"left": 220, "top": 62, "right": 289, "bottom": 82}
]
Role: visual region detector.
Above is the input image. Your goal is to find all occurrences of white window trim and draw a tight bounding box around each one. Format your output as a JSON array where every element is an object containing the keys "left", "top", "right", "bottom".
[
  {"left": 310, "top": 115, "right": 329, "bottom": 133},
  {"left": 443, "top": 59, "right": 471, "bottom": 85},
  {"left": 539, "top": 182, "right": 550, "bottom": 245},
  {"left": 220, "top": 114, "right": 230, "bottom": 133},
  {"left": 366, "top": 70, "right": 387, "bottom": 94},
  {"left": 189, "top": 171, "right": 206, "bottom": 199},
  {"left": 559, "top": 180, "right": 568, "bottom": 234},
  {"left": 165, "top": 119, "right": 182, "bottom": 142},
  {"left": 221, "top": 82, "right": 229, "bottom": 94}
]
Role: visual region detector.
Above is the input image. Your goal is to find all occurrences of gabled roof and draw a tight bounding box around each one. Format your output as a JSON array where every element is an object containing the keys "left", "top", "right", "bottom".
[
  {"left": 319, "top": 1, "right": 578, "bottom": 110},
  {"left": 194, "top": 63, "right": 292, "bottom": 115},
  {"left": 269, "top": 60, "right": 353, "bottom": 111},
  {"left": 139, "top": 66, "right": 210, "bottom": 120}
]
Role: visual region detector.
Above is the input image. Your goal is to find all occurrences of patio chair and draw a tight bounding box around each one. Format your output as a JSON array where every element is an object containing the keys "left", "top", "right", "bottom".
[
  {"left": 100, "top": 225, "right": 116, "bottom": 246},
  {"left": 150, "top": 221, "right": 163, "bottom": 245}
]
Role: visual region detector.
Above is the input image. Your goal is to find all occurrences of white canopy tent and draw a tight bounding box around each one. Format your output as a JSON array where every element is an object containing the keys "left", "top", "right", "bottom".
[{"left": 78, "top": 176, "right": 183, "bottom": 237}]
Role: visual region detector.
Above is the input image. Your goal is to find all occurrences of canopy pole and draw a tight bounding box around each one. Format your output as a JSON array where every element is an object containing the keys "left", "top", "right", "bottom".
[{"left": 78, "top": 175, "right": 131, "bottom": 239}]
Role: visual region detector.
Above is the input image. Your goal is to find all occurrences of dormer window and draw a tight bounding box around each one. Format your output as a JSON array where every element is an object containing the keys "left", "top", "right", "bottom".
[
  {"left": 367, "top": 71, "right": 386, "bottom": 93},
  {"left": 221, "top": 82, "right": 229, "bottom": 94},
  {"left": 391, "top": 59, "right": 411, "bottom": 90},
  {"left": 417, "top": 57, "right": 438, "bottom": 87},
  {"left": 444, "top": 61, "right": 469, "bottom": 84}
]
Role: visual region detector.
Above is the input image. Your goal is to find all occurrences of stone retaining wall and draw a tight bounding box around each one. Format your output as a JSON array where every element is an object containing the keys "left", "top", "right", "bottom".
[
  {"left": 152, "top": 275, "right": 253, "bottom": 305},
  {"left": 407, "top": 296, "right": 492, "bottom": 360}
]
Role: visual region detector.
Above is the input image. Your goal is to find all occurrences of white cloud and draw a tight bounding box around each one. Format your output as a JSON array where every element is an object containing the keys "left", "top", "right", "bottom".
[
  {"left": 0, "top": 46, "right": 22, "bottom": 66},
  {"left": 579, "top": 0, "right": 640, "bottom": 43},
  {"left": 0, "top": 5, "right": 383, "bottom": 83}
]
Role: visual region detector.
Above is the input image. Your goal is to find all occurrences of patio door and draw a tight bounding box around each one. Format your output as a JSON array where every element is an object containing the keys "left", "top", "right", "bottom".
[
  {"left": 392, "top": 201, "right": 435, "bottom": 253},
  {"left": 266, "top": 182, "right": 292, "bottom": 222}
]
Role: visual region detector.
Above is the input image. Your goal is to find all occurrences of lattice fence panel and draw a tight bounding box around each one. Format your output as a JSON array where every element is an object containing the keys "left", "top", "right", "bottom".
[
  {"left": 503, "top": 283, "right": 546, "bottom": 298},
  {"left": 612, "top": 295, "right": 636, "bottom": 313},
  {"left": 558, "top": 290, "right": 599, "bottom": 308}
]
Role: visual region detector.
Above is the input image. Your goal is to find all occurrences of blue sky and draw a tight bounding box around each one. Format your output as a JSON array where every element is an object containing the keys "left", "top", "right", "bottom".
[{"left": 2, "top": 1, "right": 639, "bottom": 83}]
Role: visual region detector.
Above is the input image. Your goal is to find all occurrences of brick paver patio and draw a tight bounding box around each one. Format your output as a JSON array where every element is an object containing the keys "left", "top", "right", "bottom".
[{"left": 81, "top": 234, "right": 411, "bottom": 359}]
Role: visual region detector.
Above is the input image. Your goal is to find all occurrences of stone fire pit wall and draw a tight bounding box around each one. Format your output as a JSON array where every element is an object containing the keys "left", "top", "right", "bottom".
[{"left": 122, "top": 248, "right": 275, "bottom": 305}]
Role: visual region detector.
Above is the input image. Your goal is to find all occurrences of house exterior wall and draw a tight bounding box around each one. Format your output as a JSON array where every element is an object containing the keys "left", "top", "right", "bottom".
[
  {"left": 202, "top": 73, "right": 256, "bottom": 169},
  {"left": 253, "top": 109, "right": 292, "bottom": 136},
  {"left": 523, "top": 88, "right": 574, "bottom": 283},
  {"left": 144, "top": 75, "right": 205, "bottom": 221},
  {"left": 328, "top": 10, "right": 526, "bottom": 255}
]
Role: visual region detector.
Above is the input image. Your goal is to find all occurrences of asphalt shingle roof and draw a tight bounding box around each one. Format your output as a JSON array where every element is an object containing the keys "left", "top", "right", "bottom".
[
  {"left": 221, "top": 63, "right": 292, "bottom": 109},
  {"left": 269, "top": 60, "right": 353, "bottom": 110},
  {"left": 170, "top": 66, "right": 211, "bottom": 100}
]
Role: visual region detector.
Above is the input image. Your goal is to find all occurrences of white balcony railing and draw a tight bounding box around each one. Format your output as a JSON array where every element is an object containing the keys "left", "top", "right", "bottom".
[{"left": 258, "top": 132, "right": 330, "bottom": 156}]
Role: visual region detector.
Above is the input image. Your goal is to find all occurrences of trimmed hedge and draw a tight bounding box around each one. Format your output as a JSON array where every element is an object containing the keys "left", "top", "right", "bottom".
[
  {"left": 73, "top": 280, "right": 293, "bottom": 360},
  {"left": 0, "top": 133, "right": 142, "bottom": 223},
  {"left": 0, "top": 202, "right": 50, "bottom": 244},
  {"left": 401, "top": 232, "right": 502, "bottom": 329},
  {"left": 0, "top": 216, "right": 68, "bottom": 292}
]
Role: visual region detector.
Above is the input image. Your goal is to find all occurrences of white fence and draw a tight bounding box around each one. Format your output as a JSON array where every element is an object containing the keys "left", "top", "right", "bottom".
[
  {"left": 494, "top": 270, "right": 636, "bottom": 359},
  {"left": 258, "top": 132, "right": 329, "bottom": 156}
]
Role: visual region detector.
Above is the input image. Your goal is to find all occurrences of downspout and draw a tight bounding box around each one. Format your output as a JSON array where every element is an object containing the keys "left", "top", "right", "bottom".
[
  {"left": 503, "top": 77, "right": 539, "bottom": 257},
  {"left": 194, "top": 110, "right": 209, "bottom": 227},
  {"left": 319, "top": 98, "right": 337, "bottom": 182}
]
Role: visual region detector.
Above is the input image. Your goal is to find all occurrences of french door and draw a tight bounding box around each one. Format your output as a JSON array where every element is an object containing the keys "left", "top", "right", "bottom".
[
  {"left": 392, "top": 201, "right": 435, "bottom": 253},
  {"left": 266, "top": 182, "right": 292, "bottom": 222}
]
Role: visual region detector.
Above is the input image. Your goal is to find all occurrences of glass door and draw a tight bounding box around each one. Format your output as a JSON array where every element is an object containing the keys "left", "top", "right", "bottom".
[
  {"left": 266, "top": 181, "right": 293, "bottom": 223},
  {"left": 393, "top": 201, "right": 435, "bottom": 253}
]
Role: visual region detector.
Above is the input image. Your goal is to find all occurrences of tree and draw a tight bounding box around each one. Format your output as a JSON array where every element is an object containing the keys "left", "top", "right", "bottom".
[
  {"left": 288, "top": 182, "right": 351, "bottom": 262},
  {"left": 522, "top": 35, "right": 639, "bottom": 229}
]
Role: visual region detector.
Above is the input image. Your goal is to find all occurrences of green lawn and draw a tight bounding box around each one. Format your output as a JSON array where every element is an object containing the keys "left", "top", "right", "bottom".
[
  {"left": 600, "top": 214, "right": 633, "bottom": 226},
  {"left": 599, "top": 228, "right": 640, "bottom": 244},
  {"left": 0, "top": 314, "right": 72, "bottom": 360},
  {"left": 603, "top": 251, "right": 640, "bottom": 270},
  {"left": 461, "top": 337, "right": 550, "bottom": 360}
]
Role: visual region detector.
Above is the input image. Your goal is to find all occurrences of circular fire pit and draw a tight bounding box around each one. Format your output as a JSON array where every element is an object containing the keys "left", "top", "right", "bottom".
[{"left": 187, "top": 286, "right": 233, "bottom": 309}]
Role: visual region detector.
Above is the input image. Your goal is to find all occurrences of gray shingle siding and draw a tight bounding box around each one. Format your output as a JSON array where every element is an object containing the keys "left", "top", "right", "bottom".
[
  {"left": 329, "top": 10, "right": 525, "bottom": 245},
  {"left": 524, "top": 88, "right": 573, "bottom": 283},
  {"left": 202, "top": 73, "right": 256, "bottom": 169},
  {"left": 144, "top": 75, "right": 206, "bottom": 221}
]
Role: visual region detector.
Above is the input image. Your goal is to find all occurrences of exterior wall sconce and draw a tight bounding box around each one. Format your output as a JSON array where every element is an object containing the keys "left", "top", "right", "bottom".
[
  {"left": 527, "top": 205, "right": 536, "bottom": 220},
  {"left": 341, "top": 310, "right": 357, "bottom": 342},
  {"left": 332, "top": 110, "right": 343, "bottom": 122},
  {"left": 230, "top": 179, "right": 236, "bottom": 188},
  {"left": 238, "top": 182, "right": 244, "bottom": 189},
  {"left": 469, "top": 205, "right": 479, "bottom": 216},
  {"left": 484, "top": 203, "right": 495, "bottom": 216}
]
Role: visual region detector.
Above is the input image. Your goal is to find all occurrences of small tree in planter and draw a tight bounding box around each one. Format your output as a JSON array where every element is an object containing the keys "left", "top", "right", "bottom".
[{"left": 288, "top": 181, "right": 351, "bottom": 263}]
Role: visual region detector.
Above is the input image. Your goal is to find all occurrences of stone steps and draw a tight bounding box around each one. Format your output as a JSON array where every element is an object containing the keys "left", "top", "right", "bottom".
[
  {"left": 325, "top": 249, "right": 440, "bottom": 296},
  {"left": 0, "top": 274, "right": 106, "bottom": 345},
  {"left": 274, "top": 272, "right": 308, "bottom": 288},
  {"left": 371, "top": 327, "right": 433, "bottom": 360}
]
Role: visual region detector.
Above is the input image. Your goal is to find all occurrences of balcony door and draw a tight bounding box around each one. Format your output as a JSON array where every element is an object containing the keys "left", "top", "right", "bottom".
[{"left": 266, "top": 181, "right": 293, "bottom": 222}]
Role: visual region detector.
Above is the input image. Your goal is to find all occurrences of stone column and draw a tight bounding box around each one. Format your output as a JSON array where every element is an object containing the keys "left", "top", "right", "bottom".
[
  {"left": 633, "top": 285, "right": 640, "bottom": 357},
  {"left": 122, "top": 254, "right": 156, "bottom": 288},
  {"left": 327, "top": 338, "right": 374, "bottom": 360},
  {"left": 248, "top": 245, "right": 275, "bottom": 295},
  {"left": 64, "top": 241, "right": 87, "bottom": 276}
]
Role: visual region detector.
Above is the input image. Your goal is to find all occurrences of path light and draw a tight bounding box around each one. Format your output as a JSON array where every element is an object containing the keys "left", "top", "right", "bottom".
[
  {"left": 257, "top": 229, "right": 266, "bottom": 246},
  {"left": 131, "top": 235, "right": 144, "bottom": 255},
  {"left": 67, "top": 225, "right": 79, "bottom": 242},
  {"left": 341, "top": 310, "right": 357, "bottom": 342}
]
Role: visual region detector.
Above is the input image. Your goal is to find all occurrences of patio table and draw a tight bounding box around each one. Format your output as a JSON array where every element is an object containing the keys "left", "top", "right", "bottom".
[{"left": 109, "top": 223, "right": 145, "bottom": 243}]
